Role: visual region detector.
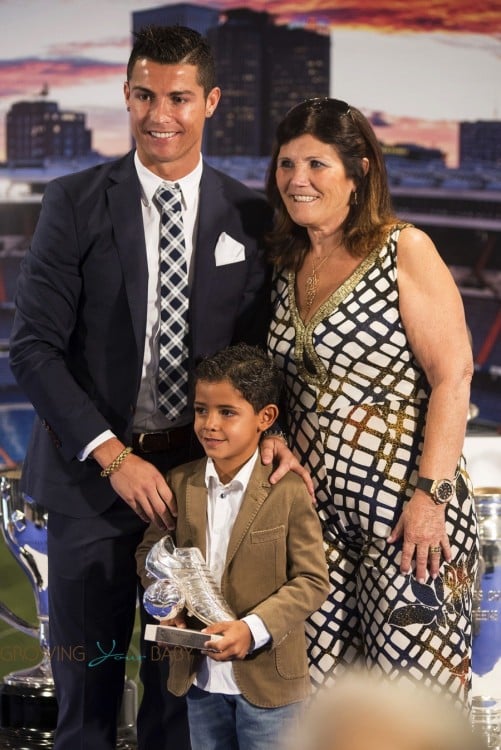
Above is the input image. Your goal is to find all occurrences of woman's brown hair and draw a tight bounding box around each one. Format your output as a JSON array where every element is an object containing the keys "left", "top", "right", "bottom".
[{"left": 265, "top": 98, "right": 398, "bottom": 270}]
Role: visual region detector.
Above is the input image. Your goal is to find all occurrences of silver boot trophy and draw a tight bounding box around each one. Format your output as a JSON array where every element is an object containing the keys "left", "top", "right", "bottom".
[
  {"left": 0, "top": 468, "right": 137, "bottom": 749},
  {"left": 143, "top": 534, "right": 235, "bottom": 649}
]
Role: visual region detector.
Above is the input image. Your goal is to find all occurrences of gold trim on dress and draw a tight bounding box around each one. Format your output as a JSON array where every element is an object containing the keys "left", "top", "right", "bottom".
[{"left": 288, "top": 243, "right": 384, "bottom": 389}]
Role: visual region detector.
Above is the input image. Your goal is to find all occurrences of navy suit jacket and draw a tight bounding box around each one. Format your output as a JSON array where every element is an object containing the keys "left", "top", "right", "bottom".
[{"left": 9, "top": 152, "right": 272, "bottom": 517}]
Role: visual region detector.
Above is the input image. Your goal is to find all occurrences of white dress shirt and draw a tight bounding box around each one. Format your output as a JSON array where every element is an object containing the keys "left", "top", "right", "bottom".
[
  {"left": 80, "top": 152, "right": 202, "bottom": 459},
  {"left": 194, "top": 450, "right": 271, "bottom": 695},
  {"left": 132, "top": 152, "right": 202, "bottom": 432}
]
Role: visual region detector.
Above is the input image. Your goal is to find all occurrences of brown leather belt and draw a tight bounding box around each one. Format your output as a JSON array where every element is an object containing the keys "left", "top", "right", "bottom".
[{"left": 132, "top": 425, "right": 192, "bottom": 454}]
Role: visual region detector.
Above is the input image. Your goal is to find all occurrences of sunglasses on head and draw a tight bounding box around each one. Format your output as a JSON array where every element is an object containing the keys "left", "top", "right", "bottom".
[{"left": 286, "top": 97, "right": 351, "bottom": 117}]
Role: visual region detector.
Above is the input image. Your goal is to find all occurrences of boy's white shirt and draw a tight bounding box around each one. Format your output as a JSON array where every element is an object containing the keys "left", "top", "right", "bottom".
[{"left": 194, "top": 449, "right": 270, "bottom": 694}]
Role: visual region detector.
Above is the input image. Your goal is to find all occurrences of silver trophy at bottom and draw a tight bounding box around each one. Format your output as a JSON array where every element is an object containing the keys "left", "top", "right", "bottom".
[
  {"left": 0, "top": 468, "right": 137, "bottom": 749},
  {"left": 0, "top": 468, "right": 55, "bottom": 750},
  {"left": 471, "top": 485, "right": 501, "bottom": 750},
  {"left": 143, "top": 534, "right": 235, "bottom": 650}
]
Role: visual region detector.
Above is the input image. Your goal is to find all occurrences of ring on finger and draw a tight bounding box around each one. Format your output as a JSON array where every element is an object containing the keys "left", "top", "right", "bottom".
[{"left": 429, "top": 545, "right": 441, "bottom": 554}]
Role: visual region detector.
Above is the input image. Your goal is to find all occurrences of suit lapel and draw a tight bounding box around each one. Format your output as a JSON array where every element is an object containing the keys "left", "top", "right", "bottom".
[
  {"left": 190, "top": 166, "right": 227, "bottom": 343},
  {"left": 225, "top": 462, "right": 272, "bottom": 568},
  {"left": 195, "top": 165, "right": 228, "bottom": 286},
  {"left": 107, "top": 153, "right": 148, "bottom": 361},
  {"left": 182, "top": 460, "right": 272, "bottom": 567},
  {"left": 184, "top": 462, "right": 209, "bottom": 558}
]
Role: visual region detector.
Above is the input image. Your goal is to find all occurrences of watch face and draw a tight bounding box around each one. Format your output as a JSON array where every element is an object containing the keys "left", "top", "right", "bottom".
[{"left": 435, "top": 480, "right": 455, "bottom": 503}]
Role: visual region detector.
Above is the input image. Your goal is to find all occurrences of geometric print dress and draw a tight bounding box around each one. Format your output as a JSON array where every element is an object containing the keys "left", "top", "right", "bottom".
[{"left": 267, "top": 226, "right": 479, "bottom": 707}]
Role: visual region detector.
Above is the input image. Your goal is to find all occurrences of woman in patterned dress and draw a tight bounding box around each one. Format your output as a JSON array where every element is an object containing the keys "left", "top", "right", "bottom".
[{"left": 266, "top": 98, "right": 478, "bottom": 706}]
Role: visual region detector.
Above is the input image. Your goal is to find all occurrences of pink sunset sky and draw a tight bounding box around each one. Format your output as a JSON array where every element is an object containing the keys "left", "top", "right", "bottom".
[{"left": 0, "top": 0, "right": 499, "bottom": 167}]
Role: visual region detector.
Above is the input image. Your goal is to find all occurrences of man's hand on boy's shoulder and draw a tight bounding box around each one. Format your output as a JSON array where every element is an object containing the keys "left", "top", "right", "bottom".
[
  {"left": 259, "top": 435, "right": 314, "bottom": 499},
  {"left": 201, "top": 620, "right": 252, "bottom": 661}
]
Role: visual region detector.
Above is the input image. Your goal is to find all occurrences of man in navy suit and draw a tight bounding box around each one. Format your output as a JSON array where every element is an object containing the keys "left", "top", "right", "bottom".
[{"left": 9, "top": 25, "right": 310, "bottom": 750}]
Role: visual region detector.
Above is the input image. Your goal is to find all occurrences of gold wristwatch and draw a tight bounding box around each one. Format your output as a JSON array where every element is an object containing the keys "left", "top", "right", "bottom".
[{"left": 416, "top": 476, "right": 455, "bottom": 505}]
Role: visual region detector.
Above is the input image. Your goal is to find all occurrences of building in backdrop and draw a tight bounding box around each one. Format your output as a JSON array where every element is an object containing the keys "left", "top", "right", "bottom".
[
  {"left": 132, "top": 1, "right": 219, "bottom": 35},
  {"left": 6, "top": 98, "right": 92, "bottom": 168},
  {"left": 205, "top": 8, "right": 330, "bottom": 156},
  {"left": 460, "top": 120, "right": 501, "bottom": 166}
]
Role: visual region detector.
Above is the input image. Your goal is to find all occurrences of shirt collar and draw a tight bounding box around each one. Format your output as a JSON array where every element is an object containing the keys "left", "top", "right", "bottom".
[
  {"left": 205, "top": 449, "right": 259, "bottom": 492},
  {"left": 134, "top": 151, "right": 203, "bottom": 210}
]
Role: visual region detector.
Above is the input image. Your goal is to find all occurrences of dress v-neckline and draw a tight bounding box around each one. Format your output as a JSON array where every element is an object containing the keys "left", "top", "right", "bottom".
[
  {"left": 284, "top": 243, "right": 385, "bottom": 390},
  {"left": 289, "top": 244, "right": 383, "bottom": 331}
]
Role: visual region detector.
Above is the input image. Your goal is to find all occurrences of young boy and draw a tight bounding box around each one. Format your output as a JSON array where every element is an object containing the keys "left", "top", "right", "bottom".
[{"left": 136, "top": 343, "right": 329, "bottom": 750}]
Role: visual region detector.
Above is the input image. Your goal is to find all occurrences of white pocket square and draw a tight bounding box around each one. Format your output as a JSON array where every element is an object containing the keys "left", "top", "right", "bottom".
[{"left": 214, "top": 233, "right": 246, "bottom": 266}]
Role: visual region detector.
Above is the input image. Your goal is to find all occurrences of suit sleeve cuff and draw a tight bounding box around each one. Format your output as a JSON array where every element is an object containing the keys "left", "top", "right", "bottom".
[{"left": 78, "top": 430, "right": 115, "bottom": 461}]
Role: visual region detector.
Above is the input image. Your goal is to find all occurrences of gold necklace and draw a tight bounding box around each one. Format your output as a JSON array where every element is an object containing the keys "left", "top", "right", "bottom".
[{"left": 304, "top": 251, "right": 333, "bottom": 313}]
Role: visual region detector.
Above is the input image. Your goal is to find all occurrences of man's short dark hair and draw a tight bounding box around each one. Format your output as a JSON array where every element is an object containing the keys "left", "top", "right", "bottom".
[
  {"left": 127, "top": 25, "right": 216, "bottom": 96},
  {"left": 194, "top": 344, "right": 283, "bottom": 413}
]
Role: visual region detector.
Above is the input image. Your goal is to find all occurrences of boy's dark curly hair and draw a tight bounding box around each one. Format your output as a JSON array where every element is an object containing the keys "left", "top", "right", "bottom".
[{"left": 195, "top": 344, "right": 283, "bottom": 413}]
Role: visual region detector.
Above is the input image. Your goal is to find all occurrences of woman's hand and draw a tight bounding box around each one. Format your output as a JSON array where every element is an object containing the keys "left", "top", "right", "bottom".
[
  {"left": 259, "top": 436, "right": 314, "bottom": 499},
  {"left": 392, "top": 226, "right": 470, "bottom": 582},
  {"left": 388, "top": 493, "right": 452, "bottom": 581}
]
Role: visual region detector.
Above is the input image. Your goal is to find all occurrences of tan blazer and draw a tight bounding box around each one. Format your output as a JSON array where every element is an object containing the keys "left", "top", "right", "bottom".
[{"left": 136, "top": 458, "right": 329, "bottom": 708}]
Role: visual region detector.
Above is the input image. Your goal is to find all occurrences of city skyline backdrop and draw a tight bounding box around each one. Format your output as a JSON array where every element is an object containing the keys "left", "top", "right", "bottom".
[{"left": 0, "top": 0, "right": 500, "bottom": 166}]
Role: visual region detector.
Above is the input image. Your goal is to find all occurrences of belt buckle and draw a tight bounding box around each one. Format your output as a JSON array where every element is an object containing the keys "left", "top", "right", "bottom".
[
  {"left": 137, "top": 433, "right": 148, "bottom": 452},
  {"left": 138, "top": 431, "right": 169, "bottom": 453}
]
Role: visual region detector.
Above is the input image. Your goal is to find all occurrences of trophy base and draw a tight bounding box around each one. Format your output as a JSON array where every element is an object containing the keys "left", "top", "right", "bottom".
[
  {"left": 0, "top": 682, "right": 57, "bottom": 750},
  {"left": 0, "top": 680, "right": 138, "bottom": 750},
  {"left": 145, "top": 623, "right": 222, "bottom": 650},
  {"left": 0, "top": 727, "right": 54, "bottom": 750},
  {"left": 0, "top": 727, "right": 136, "bottom": 750}
]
